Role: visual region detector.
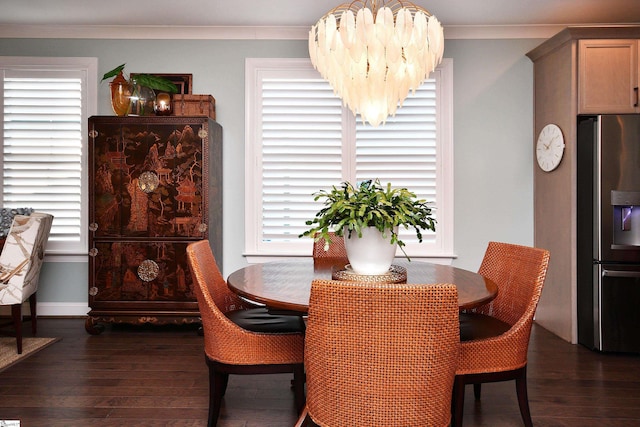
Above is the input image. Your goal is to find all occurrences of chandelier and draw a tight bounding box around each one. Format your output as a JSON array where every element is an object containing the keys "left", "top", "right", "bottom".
[{"left": 309, "top": 0, "right": 444, "bottom": 127}]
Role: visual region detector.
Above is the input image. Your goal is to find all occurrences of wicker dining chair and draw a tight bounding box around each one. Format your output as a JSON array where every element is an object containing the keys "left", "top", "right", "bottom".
[
  {"left": 452, "top": 241, "right": 550, "bottom": 427},
  {"left": 186, "top": 240, "right": 306, "bottom": 427},
  {"left": 295, "top": 279, "right": 460, "bottom": 427},
  {"left": 312, "top": 231, "right": 348, "bottom": 263}
]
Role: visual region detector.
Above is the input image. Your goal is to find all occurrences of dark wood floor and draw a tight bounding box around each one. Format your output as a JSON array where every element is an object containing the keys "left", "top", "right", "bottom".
[{"left": 0, "top": 318, "right": 639, "bottom": 426}]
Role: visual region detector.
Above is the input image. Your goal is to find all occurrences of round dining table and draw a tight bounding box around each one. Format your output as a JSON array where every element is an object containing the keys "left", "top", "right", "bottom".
[{"left": 226, "top": 259, "right": 498, "bottom": 314}]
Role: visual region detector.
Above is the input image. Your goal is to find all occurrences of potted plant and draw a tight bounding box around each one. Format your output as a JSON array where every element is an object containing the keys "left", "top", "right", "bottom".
[
  {"left": 300, "top": 179, "right": 436, "bottom": 275},
  {"left": 101, "top": 64, "right": 178, "bottom": 116}
]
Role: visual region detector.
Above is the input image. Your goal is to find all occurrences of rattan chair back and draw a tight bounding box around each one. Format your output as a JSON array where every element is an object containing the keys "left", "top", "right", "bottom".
[
  {"left": 303, "top": 279, "right": 459, "bottom": 427},
  {"left": 312, "top": 231, "right": 348, "bottom": 261}
]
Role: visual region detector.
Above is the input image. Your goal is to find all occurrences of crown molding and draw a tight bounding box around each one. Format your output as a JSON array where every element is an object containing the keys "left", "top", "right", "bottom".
[{"left": 0, "top": 23, "right": 572, "bottom": 40}]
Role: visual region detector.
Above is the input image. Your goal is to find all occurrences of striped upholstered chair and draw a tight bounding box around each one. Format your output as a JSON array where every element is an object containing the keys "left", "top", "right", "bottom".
[{"left": 0, "top": 212, "right": 54, "bottom": 353}]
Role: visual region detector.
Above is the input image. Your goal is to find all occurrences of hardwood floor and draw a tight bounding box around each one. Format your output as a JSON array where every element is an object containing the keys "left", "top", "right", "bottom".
[{"left": 0, "top": 318, "right": 639, "bottom": 426}]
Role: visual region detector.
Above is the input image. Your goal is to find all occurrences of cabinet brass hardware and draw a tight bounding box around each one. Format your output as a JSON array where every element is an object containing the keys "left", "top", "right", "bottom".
[
  {"left": 138, "top": 171, "right": 159, "bottom": 193},
  {"left": 138, "top": 259, "right": 160, "bottom": 282}
]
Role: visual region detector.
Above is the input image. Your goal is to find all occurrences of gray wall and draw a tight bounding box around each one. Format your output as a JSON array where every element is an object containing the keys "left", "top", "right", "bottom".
[{"left": 0, "top": 36, "right": 543, "bottom": 311}]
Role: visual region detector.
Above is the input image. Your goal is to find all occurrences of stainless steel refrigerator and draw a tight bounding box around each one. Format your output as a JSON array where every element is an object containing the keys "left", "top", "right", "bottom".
[{"left": 577, "top": 114, "right": 640, "bottom": 353}]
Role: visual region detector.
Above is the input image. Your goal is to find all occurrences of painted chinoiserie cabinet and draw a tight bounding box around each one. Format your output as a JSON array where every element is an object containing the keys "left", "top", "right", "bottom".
[{"left": 86, "top": 116, "right": 222, "bottom": 334}]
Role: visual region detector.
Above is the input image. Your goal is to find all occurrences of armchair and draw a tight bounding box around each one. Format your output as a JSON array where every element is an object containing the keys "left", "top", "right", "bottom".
[{"left": 0, "top": 212, "right": 54, "bottom": 353}]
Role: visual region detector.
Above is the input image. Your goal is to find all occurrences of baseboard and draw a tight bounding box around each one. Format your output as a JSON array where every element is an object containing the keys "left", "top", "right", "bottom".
[{"left": 0, "top": 302, "right": 89, "bottom": 317}]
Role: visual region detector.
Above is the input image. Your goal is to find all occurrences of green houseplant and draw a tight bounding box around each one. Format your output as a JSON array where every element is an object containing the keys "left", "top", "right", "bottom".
[
  {"left": 101, "top": 64, "right": 178, "bottom": 116},
  {"left": 300, "top": 179, "right": 436, "bottom": 265}
]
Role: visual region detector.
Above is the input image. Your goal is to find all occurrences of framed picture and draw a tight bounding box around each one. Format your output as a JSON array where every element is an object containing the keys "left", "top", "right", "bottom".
[{"left": 131, "top": 73, "right": 193, "bottom": 94}]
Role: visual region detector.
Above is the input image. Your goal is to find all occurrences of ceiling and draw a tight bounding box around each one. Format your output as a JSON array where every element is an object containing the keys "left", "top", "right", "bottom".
[{"left": 1, "top": 0, "right": 639, "bottom": 29}]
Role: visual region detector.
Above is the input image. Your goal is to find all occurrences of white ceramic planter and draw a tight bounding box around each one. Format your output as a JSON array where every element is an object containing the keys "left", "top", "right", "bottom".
[{"left": 343, "top": 226, "right": 398, "bottom": 275}]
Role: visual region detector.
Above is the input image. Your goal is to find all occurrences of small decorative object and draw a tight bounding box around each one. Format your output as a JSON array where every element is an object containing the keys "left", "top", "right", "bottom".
[
  {"left": 128, "top": 84, "right": 156, "bottom": 116},
  {"left": 154, "top": 92, "right": 172, "bottom": 115},
  {"left": 109, "top": 71, "right": 132, "bottom": 117},
  {"left": 300, "top": 179, "right": 436, "bottom": 275},
  {"left": 172, "top": 94, "right": 216, "bottom": 120},
  {"left": 309, "top": 0, "right": 444, "bottom": 127},
  {"left": 536, "top": 123, "right": 565, "bottom": 172},
  {"left": 101, "top": 64, "right": 178, "bottom": 117}
]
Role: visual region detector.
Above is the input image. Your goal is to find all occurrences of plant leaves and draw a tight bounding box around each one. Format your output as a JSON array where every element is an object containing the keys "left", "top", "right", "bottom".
[
  {"left": 131, "top": 74, "right": 179, "bottom": 93},
  {"left": 101, "top": 63, "right": 126, "bottom": 82}
]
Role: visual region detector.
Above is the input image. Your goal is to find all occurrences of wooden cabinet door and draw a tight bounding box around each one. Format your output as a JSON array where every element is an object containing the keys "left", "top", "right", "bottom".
[
  {"left": 578, "top": 39, "right": 639, "bottom": 114},
  {"left": 89, "top": 240, "right": 196, "bottom": 308},
  {"left": 89, "top": 118, "right": 208, "bottom": 239}
]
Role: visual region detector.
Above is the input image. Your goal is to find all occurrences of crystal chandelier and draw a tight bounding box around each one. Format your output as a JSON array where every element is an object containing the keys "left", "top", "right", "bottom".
[{"left": 309, "top": 0, "right": 444, "bottom": 127}]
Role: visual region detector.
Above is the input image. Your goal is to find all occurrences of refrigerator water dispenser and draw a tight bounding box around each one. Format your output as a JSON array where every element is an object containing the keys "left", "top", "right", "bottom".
[{"left": 611, "top": 191, "right": 640, "bottom": 248}]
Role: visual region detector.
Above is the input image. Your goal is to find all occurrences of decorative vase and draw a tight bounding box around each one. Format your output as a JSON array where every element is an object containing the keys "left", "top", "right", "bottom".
[
  {"left": 128, "top": 84, "right": 156, "bottom": 116},
  {"left": 109, "top": 71, "right": 132, "bottom": 117},
  {"left": 343, "top": 226, "right": 398, "bottom": 275}
]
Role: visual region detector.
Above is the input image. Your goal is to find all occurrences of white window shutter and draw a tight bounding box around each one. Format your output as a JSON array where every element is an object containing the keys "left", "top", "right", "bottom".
[
  {"left": 261, "top": 77, "right": 344, "bottom": 245},
  {"left": 1, "top": 57, "right": 96, "bottom": 257},
  {"left": 245, "top": 58, "right": 453, "bottom": 260},
  {"left": 355, "top": 82, "right": 438, "bottom": 247}
]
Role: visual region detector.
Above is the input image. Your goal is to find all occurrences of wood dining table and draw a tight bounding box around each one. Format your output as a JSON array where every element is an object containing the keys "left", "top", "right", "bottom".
[{"left": 226, "top": 259, "right": 498, "bottom": 314}]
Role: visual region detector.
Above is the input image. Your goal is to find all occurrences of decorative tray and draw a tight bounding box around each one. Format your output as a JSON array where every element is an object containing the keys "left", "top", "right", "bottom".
[{"left": 332, "top": 264, "right": 407, "bottom": 284}]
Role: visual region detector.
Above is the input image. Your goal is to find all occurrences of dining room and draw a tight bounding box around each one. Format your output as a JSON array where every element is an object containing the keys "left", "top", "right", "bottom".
[{"left": 1, "top": 0, "right": 640, "bottom": 425}]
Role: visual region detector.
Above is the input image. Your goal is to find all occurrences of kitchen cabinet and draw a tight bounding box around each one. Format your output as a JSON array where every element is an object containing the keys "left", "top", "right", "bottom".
[
  {"left": 86, "top": 116, "right": 222, "bottom": 334},
  {"left": 579, "top": 39, "right": 639, "bottom": 113}
]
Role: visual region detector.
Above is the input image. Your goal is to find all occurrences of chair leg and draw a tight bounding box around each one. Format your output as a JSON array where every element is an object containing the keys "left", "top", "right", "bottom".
[
  {"left": 29, "top": 293, "right": 37, "bottom": 335},
  {"left": 515, "top": 366, "right": 533, "bottom": 427},
  {"left": 207, "top": 363, "right": 226, "bottom": 427},
  {"left": 293, "top": 405, "right": 320, "bottom": 427},
  {"left": 293, "top": 405, "right": 309, "bottom": 427},
  {"left": 220, "top": 372, "right": 229, "bottom": 397},
  {"left": 473, "top": 383, "right": 482, "bottom": 400},
  {"left": 11, "top": 303, "right": 23, "bottom": 354},
  {"left": 452, "top": 375, "right": 466, "bottom": 427},
  {"left": 292, "top": 364, "right": 305, "bottom": 414}
]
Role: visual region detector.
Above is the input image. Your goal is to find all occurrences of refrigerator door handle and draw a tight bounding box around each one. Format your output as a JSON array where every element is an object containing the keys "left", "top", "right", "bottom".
[{"left": 602, "top": 269, "right": 640, "bottom": 278}]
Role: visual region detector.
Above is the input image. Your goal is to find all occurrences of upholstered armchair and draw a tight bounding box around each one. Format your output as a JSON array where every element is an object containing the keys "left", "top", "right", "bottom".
[{"left": 0, "top": 212, "right": 54, "bottom": 353}]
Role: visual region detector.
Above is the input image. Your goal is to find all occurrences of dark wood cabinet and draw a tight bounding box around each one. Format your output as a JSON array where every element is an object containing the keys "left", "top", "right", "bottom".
[{"left": 86, "top": 116, "right": 222, "bottom": 334}]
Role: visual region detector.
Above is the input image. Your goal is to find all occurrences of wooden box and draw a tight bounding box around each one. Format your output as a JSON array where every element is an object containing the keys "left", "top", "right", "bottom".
[{"left": 171, "top": 94, "right": 216, "bottom": 120}]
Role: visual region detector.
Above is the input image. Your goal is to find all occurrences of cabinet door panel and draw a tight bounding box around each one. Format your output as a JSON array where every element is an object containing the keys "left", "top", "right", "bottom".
[
  {"left": 579, "top": 39, "right": 639, "bottom": 114},
  {"left": 90, "top": 120, "right": 207, "bottom": 239},
  {"left": 89, "top": 241, "right": 194, "bottom": 304}
]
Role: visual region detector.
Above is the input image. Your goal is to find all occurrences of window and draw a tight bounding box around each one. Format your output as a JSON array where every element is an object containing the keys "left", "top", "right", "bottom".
[
  {"left": 245, "top": 58, "right": 453, "bottom": 262},
  {"left": 1, "top": 57, "right": 97, "bottom": 256}
]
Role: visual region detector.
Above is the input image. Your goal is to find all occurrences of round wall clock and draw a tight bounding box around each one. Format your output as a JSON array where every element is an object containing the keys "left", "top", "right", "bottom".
[{"left": 536, "top": 124, "right": 565, "bottom": 172}]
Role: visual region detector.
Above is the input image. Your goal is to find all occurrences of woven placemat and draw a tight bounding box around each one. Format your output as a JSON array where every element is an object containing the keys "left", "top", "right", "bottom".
[{"left": 332, "top": 264, "right": 407, "bottom": 283}]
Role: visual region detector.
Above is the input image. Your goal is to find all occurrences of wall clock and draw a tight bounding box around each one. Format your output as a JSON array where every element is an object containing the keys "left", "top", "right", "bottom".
[{"left": 536, "top": 124, "right": 565, "bottom": 172}]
